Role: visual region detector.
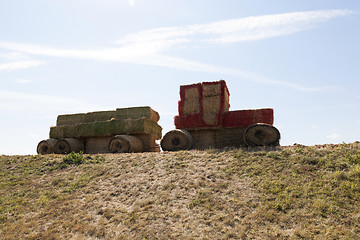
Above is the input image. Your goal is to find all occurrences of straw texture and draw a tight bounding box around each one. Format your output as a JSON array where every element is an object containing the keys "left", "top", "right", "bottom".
[
  {"left": 50, "top": 118, "right": 162, "bottom": 139},
  {"left": 56, "top": 106, "right": 160, "bottom": 126},
  {"left": 108, "top": 135, "right": 144, "bottom": 153},
  {"left": 244, "top": 123, "right": 280, "bottom": 146},
  {"left": 37, "top": 139, "right": 58, "bottom": 155},
  {"left": 160, "top": 129, "right": 193, "bottom": 151},
  {"left": 54, "top": 138, "right": 84, "bottom": 154}
]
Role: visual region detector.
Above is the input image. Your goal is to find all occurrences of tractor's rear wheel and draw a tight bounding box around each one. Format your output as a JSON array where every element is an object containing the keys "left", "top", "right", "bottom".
[
  {"left": 161, "top": 129, "right": 193, "bottom": 151},
  {"left": 244, "top": 124, "right": 280, "bottom": 146}
]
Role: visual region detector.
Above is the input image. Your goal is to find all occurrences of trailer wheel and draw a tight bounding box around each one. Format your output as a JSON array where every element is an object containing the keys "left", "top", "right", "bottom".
[
  {"left": 161, "top": 129, "right": 193, "bottom": 151},
  {"left": 54, "top": 138, "right": 84, "bottom": 154},
  {"left": 37, "top": 139, "right": 58, "bottom": 154},
  {"left": 244, "top": 124, "right": 280, "bottom": 146},
  {"left": 108, "top": 135, "right": 144, "bottom": 153}
]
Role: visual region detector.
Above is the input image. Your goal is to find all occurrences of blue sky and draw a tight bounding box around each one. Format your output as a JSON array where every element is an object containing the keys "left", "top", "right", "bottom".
[{"left": 1, "top": 0, "right": 359, "bottom": 155}]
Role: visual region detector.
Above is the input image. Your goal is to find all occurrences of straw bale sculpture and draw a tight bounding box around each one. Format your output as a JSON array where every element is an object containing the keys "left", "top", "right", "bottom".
[{"left": 161, "top": 80, "right": 280, "bottom": 151}]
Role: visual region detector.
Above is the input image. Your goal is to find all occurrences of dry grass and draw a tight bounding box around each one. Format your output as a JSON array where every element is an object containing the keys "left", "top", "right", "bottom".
[{"left": 1, "top": 142, "right": 360, "bottom": 239}]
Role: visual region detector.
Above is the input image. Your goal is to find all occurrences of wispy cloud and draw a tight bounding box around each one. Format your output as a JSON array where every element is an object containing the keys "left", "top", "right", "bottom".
[
  {"left": 0, "top": 51, "right": 30, "bottom": 60},
  {"left": 14, "top": 78, "right": 32, "bottom": 84},
  {"left": 115, "top": 9, "right": 352, "bottom": 48},
  {"left": 0, "top": 60, "right": 45, "bottom": 71},
  {"left": 0, "top": 10, "right": 352, "bottom": 90},
  {"left": 327, "top": 133, "right": 342, "bottom": 140}
]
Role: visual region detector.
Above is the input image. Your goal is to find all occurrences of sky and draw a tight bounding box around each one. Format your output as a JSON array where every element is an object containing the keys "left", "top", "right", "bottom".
[{"left": 1, "top": 0, "right": 360, "bottom": 155}]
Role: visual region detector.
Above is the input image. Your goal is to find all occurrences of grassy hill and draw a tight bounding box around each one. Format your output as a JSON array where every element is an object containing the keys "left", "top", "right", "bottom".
[{"left": 1, "top": 143, "right": 360, "bottom": 239}]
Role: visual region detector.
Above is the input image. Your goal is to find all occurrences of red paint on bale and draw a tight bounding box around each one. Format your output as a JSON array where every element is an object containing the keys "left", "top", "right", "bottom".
[
  {"left": 175, "top": 80, "right": 275, "bottom": 130},
  {"left": 179, "top": 83, "right": 202, "bottom": 100},
  {"left": 175, "top": 114, "right": 211, "bottom": 129},
  {"left": 175, "top": 109, "right": 274, "bottom": 129},
  {"left": 222, "top": 109, "right": 274, "bottom": 128},
  {"left": 176, "top": 80, "right": 230, "bottom": 128},
  {"left": 178, "top": 83, "right": 202, "bottom": 116}
]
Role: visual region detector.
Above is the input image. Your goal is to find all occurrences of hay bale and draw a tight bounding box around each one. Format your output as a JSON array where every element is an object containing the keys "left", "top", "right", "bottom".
[
  {"left": 50, "top": 118, "right": 162, "bottom": 140},
  {"left": 161, "top": 129, "right": 193, "bottom": 151},
  {"left": 84, "top": 137, "right": 112, "bottom": 154},
  {"left": 181, "top": 99, "right": 201, "bottom": 115},
  {"left": 37, "top": 139, "right": 57, "bottom": 154},
  {"left": 202, "top": 83, "right": 221, "bottom": 97},
  {"left": 184, "top": 87, "right": 200, "bottom": 99},
  {"left": 222, "top": 109, "right": 274, "bottom": 128},
  {"left": 224, "top": 89, "right": 230, "bottom": 111},
  {"left": 108, "top": 135, "right": 144, "bottom": 153},
  {"left": 116, "top": 107, "right": 160, "bottom": 123},
  {"left": 244, "top": 123, "right": 280, "bottom": 146},
  {"left": 136, "top": 134, "right": 160, "bottom": 152},
  {"left": 187, "top": 129, "right": 216, "bottom": 150},
  {"left": 214, "top": 127, "right": 246, "bottom": 148},
  {"left": 202, "top": 96, "right": 221, "bottom": 125},
  {"left": 56, "top": 106, "right": 160, "bottom": 126},
  {"left": 57, "top": 110, "right": 116, "bottom": 126},
  {"left": 177, "top": 80, "right": 230, "bottom": 126},
  {"left": 174, "top": 114, "right": 207, "bottom": 129},
  {"left": 180, "top": 83, "right": 201, "bottom": 101},
  {"left": 54, "top": 138, "right": 84, "bottom": 154}
]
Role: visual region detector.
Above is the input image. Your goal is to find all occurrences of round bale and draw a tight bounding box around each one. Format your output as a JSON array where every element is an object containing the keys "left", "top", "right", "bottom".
[
  {"left": 160, "top": 129, "right": 193, "bottom": 151},
  {"left": 108, "top": 135, "right": 144, "bottom": 153},
  {"left": 37, "top": 139, "right": 58, "bottom": 154},
  {"left": 244, "top": 123, "right": 280, "bottom": 146},
  {"left": 54, "top": 138, "right": 84, "bottom": 154}
]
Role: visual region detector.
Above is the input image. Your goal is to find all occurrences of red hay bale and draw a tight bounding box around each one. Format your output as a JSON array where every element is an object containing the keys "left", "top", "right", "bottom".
[{"left": 222, "top": 109, "right": 274, "bottom": 128}]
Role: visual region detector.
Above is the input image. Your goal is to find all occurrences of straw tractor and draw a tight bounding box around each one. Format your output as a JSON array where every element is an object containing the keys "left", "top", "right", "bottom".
[
  {"left": 160, "top": 80, "right": 280, "bottom": 151},
  {"left": 37, "top": 80, "right": 280, "bottom": 154}
]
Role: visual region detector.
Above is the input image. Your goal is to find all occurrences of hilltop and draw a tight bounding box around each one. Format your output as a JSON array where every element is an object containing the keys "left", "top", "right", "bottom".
[{"left": 1, "top": 143, "right": 360, "bottom": 239}]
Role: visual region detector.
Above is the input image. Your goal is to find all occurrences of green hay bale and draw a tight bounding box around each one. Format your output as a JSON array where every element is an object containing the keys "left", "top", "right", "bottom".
[
  {"left": 50, "top": 118, "right": 162, "bottom": 139},
  {"left": 115, "top": 107, "right": 160, "bottom": 122},
  {"left": 56, "top": 106, "right": 159, "bottom": 126}
]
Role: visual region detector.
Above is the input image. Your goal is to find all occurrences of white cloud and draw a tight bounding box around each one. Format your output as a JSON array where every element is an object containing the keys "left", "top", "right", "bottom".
[
  {"left": 14, "top": 78, "right": 32, "bottom": 84},
  {"left": 115, "top": 9, "right": 353, "bottom": 46},
  {"left": 128, "top": 0, "right": 135, "bottom": 6},
  {"left": 0, "top": 60, "right": 45, "bottom": 71},
  {"left": 327, "top": 133, "right": 342, "bottom": 140},
  {"left": 0, "top": 51, "right": 30, "bottom": 60},
  {"left": 0, "top": 10, "right": 352, "bottom": 91},
  {"left": 0, "top": 10, "right": 351, "bottom": 60}
]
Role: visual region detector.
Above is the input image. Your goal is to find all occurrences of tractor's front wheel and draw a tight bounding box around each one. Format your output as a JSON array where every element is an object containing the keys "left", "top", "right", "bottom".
[{"left": 160, "top": 129, "right": 193, "bottom": 151}]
